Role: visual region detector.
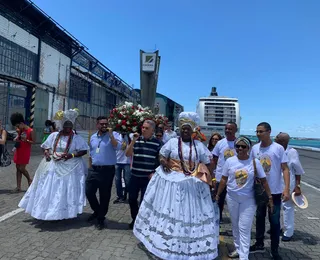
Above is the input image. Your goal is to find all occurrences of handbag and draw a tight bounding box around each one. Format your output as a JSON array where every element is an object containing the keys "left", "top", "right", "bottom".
[
  {"left": 0, "top": 130, "right": 11, "bottom": 167},
  {"left": 253, "top": 159, "right": 269, "bottom": 205},
  {"left": 0, "top": 137, "right": 11, "bottom": 167}
]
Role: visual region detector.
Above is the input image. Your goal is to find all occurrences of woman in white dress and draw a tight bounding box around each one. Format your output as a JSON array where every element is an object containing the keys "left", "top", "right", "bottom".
[
  {"left": 19, "top": 109, "right": 89, "bottom": 220},
  {"left": 134, "top": 112, "right": 219, "bottom": 260}
]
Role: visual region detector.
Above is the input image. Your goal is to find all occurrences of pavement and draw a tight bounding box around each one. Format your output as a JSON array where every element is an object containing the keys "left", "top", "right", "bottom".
[{"left": 0, "top": 144, "right": 319, "bottom": 260}]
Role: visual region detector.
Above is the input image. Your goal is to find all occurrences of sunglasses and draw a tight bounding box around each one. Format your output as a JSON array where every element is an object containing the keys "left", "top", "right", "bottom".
[{"left": 235, "top": 144, "right": 248, "bottom": 149}]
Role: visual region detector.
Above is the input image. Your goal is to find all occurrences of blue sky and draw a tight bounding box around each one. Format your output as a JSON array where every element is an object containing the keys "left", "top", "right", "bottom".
[{"left": 33, "top": 0, "right": 320, "bottom": 138}]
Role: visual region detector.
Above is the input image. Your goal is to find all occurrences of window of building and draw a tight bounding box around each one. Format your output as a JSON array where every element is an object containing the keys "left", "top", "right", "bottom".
[
  {"left": 69, "top": 74, "right": 90, "bottom": 102},
  {"left": 0, "top": 35, "right": 38, "bottom": 81}
]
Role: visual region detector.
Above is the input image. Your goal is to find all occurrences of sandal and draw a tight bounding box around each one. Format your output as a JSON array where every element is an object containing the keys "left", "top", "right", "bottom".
[
  {"left": 28, "top": 179, "right": 33, "bottom": 186},
  {"left": 11, "top": 187, "right": 22, "bottom": 193}
]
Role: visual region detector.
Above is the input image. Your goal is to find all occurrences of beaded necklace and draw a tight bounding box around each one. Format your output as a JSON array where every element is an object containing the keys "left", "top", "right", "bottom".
[
  {"left": 178, "top": 137, "right": 199, "bottom": 175},
  {"left": 53, "top": 131, "right": 74, "bottom": 158}
]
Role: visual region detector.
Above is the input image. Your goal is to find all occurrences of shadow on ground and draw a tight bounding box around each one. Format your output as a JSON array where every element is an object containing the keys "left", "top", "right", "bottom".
[
  {"left": 248, "top": 247, "right": 314, "bottom": 260},
  {"left": 22, "top": 212, "right": 93, "bottom": 232},
  {"left": 293, "top": 229, "right": 319, "bottom": 245}
]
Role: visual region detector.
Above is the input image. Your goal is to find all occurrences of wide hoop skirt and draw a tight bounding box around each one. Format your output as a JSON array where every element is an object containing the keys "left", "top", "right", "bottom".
[
  {"left": 133, "top": 167, "right": 220, "bottom": 260},
  {"left": 19, "top": 157, "right": 87, "bottom": 220}
]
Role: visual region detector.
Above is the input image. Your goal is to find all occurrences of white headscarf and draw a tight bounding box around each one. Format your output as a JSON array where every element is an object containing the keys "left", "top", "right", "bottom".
[
  {"left": 178, "top": 112, "right": 200, "bottom": 131},
  {"left": 53, "top": 109, "right": 79, "bottom": 129}
]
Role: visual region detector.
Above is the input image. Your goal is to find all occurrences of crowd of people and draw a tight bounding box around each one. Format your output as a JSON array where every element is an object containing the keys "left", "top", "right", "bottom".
[{"left": 0, "top": 110, "right": 305, "bottom": 260}]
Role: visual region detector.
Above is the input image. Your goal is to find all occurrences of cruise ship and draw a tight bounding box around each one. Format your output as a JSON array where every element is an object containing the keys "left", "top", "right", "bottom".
[{"left": 196, "top": 87, "right": 240, "bottom": 138}]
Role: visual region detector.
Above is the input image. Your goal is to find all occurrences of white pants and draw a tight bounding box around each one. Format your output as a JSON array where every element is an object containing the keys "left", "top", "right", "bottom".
[
  {"left": 227, "top": 194, "right": 256, "bottom": 260},
  {"left": 282, "top": 198, "right": 295, "bottom": 237}
]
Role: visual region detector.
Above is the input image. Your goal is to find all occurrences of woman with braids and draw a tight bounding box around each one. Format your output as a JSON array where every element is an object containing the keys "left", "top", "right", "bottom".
[
  {"left": 215, "top": 136, "right": 273, "bottom": 259},
  {"left": 134, "top": 112, "right": 219, "bottom": 260},
  {"left": 19, "top": 109, "right": 89, "bottom": 221},
  {"left": 10, "top": 112, "right": 35, "bottom": 192}
]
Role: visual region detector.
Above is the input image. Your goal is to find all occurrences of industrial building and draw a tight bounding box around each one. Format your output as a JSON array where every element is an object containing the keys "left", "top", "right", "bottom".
[
  {"left": 0, "top": 0, "right": 139, "bottom": 139},
  {"left": 134, "top": 89, "right": 184, "bottom": 128}
]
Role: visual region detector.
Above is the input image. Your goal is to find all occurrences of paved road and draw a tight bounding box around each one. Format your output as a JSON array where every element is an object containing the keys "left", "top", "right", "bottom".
[
  {"left": 296, "top": 148, "right": 320, "bottom": 189},
  {"left": 0, "top": 146, "right": 319, "bottom": 260}
]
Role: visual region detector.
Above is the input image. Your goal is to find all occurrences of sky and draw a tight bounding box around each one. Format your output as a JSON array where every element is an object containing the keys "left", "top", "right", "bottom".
[{"left": 33, "top": 0, "right": 320, "bottom": 138}]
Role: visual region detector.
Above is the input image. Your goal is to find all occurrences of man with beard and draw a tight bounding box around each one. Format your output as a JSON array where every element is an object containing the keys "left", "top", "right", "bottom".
[{"left": 86, "top": 116, "right": 121, "bottom": 230}]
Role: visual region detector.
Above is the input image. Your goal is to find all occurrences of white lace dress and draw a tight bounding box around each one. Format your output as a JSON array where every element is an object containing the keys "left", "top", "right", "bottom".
[
  {"left": 133, "top": 138, "right": 219, "bottom": 260},
  {"left": 19, "top": 132, "right": 89, "bottom": 220}
]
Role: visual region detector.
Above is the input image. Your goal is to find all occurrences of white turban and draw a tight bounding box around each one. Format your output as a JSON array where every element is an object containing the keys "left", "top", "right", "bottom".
[
  {"left": 53, "top": 109, "right": 79, "bottom": 129},
  {"left": 178, "top": 112, "right": 200, "bottom": 131}
]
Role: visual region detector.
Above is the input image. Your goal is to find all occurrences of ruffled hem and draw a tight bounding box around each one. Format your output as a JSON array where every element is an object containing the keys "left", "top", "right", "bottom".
[
  {"left": 19, "top": 158, "right": 87, "bottom": 220},
  {"left": 134, "top": 170, "right": 219, "bottom": 260}
]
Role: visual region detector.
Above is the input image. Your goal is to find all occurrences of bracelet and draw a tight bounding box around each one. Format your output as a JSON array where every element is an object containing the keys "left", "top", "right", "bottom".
[
  {"left": 71, "top": 153, "right": 75, "bottom": 158},
  {"left": 212, "top": 178, "right": 216, "bottom": 181}
]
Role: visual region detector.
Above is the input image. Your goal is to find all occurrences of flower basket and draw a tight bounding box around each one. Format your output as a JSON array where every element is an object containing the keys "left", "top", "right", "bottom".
[{"left": 109, "top": 102, "right": 154, "bottom": 133}]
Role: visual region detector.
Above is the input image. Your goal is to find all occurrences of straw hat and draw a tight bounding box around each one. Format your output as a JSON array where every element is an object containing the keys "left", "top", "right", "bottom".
[{"left": 291, "top": 192, "right": 309, "bottom": 209}]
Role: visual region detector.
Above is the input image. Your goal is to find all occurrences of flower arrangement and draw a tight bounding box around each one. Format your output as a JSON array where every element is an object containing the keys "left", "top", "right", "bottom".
[
  {"left": 154, "top": 114, "right": 168, "bottom": 127},
  {"left": 109, "top": 102, "right": 154, "bottom": 133}
]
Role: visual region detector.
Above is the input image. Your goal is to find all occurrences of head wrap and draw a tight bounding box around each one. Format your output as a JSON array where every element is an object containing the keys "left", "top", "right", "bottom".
[
  {"left": 53, "top": 108, "right": 79, "bottom": 129},
  {"left": 235, "top": 136, "right": 251, "bottom": 148},
  {"left": 178, "top": 112, "right": 200, "bottom": 131}
]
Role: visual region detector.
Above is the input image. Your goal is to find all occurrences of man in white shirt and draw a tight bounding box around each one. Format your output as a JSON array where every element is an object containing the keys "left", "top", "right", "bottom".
[
  {"left": 250, "top": 122, "right": 290, "bottom": 260},
  {"left": 113, "top": 133, "right": 131, "bottom": 204},
  {"left": 162, "top": 121, "right": 177, "bottom": 144},
  {"left": 275, "top": 132, "right": 304, "bottom": 242},
  {"left": 212, "top": 122, "right": 237, "bottom": 223}
]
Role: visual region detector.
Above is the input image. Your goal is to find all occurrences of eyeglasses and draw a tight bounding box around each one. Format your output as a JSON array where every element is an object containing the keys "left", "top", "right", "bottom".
[
  {"left": 235, "top": 144, "right": 248, "bottom": 149},
  {"left": 255, "top": 130, "right": 268, "bottom": 134}
]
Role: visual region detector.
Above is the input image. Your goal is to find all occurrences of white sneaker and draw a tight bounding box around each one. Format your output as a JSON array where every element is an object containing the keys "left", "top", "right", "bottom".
[{"left": 228, "top": 250, "right": 239, "bottom": 258}]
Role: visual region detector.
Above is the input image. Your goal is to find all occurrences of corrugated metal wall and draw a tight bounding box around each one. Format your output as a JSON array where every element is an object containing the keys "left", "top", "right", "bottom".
[
  {"left": 0, "top": 15, "right": 38, "bottom": 54},
  {"left": 39, "top": 41, "right": 71, "bottom": 119}
]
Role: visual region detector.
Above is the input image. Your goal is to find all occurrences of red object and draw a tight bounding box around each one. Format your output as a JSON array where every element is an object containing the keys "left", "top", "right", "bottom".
[
  {"left": 14, "top": 128, "right": 33, "bottom": 165},
  {"left": 192, "top": 127, "right": 207, "bottom": 142},
  {"left": 121, "top": 120, "right": 127, "bottom": 125}
]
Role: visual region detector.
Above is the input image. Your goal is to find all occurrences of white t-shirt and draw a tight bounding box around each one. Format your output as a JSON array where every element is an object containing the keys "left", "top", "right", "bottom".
[
  {"left": 282, "top": 147, "right": 304, "bottom": 192},
  {"left": 222, "top": 156, "right": 266, "bottom": 198},
  {"left": 251, "top": 142, "right": 288, "bottom": 194},
  {"left": 212, "top": 138, "right": 237, "bottom": 182},
  {"left": 163, "top": 130, "right": 177, "bottom": 144},
  {"left": 115, "top": 133, "right": 131, "bottom": 164}
]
